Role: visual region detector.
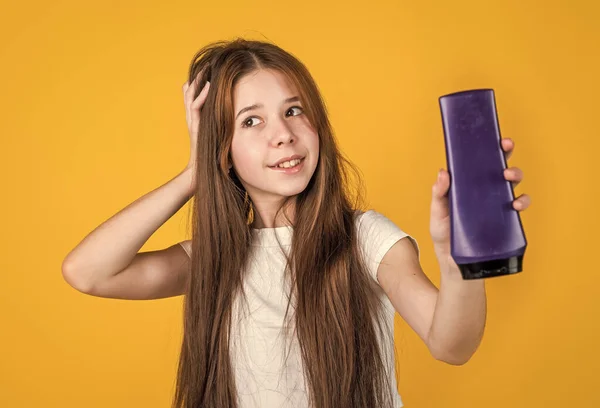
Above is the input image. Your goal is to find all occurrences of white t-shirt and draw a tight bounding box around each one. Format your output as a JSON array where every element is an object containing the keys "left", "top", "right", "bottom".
[{"left": 178, "top": 209, "right": 419, "bottom": 408}]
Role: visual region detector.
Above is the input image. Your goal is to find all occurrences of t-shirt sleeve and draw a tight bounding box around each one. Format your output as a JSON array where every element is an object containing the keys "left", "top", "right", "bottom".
[
  {"left": 355, "top": 209, "right": 420, "bottom": 285},
  {"left": 179, "top": 240, "right": 192, "bottom": 258}
]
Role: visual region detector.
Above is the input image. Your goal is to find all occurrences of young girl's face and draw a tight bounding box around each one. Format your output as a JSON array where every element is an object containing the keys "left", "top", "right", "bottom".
[{"left": 230, "top": 69, "right": 319, "bottom": 206}]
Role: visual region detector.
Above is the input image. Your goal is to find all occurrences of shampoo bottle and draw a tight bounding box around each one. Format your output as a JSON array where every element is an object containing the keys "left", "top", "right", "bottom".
[{"left": 438, "top": 89, "right": 527, "bottom": 279}]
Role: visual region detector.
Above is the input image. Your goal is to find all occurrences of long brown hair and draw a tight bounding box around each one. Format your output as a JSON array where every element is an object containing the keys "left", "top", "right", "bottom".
[{"left": 174, "top": 38, "right": 395, "bottom": 408}]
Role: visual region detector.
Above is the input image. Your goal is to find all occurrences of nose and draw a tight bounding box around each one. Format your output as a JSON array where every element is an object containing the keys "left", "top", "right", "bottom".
[{"left": 269, "top": 117, "right": 295, "bottom": 147}]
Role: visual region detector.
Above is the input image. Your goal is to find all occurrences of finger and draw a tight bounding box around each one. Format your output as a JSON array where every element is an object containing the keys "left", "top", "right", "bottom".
[
  {"left": 431, "top": 169, "right": 450, "bottom": 221},
  {"left": 512, "top": 193, "right": 531, "bottom": 211},
  {"left": 185, "top": 79, "right": 197, "bottom": 107},
  {"left": 191, "top": 81, "right": 210, "bottom": 111},
  {"left": 503, "top": 166, "right": 523, "bottom": 188},
  {"left": 433, "top": 168, "right": 450, "bottom": 198},
  {"left": 189, "top": 69, "right": 204, "bottom": 90},
  {"left": 185, "top": 69, "right": 205, "bottom": 104},
  {"left": 189, "top": 81, "right": 210, "bottom": 129},
  {"left": 184, "top": 70, "right": 206, "bottom": 126},
  {"left": 502, "top": 138, "right": 514, "bottom": 160}
]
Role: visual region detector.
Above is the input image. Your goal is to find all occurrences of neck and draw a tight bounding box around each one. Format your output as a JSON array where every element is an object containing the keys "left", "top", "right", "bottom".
[{"left": 250, "top": 196, "right": 296, "bottom": 229}]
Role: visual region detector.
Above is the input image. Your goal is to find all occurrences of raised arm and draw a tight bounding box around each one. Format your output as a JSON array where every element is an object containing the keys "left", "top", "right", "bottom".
[
  {"left": 62, "top": 72, "right": 210, "bottom": 300},
  {"left": 61, "top": 167, "right": 196, "bottom": 300}
]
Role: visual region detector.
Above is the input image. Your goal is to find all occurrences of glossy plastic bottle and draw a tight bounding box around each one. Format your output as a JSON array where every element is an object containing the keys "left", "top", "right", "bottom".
[{"left": 438, "top": 89, "right": 527, "bottom": 279}]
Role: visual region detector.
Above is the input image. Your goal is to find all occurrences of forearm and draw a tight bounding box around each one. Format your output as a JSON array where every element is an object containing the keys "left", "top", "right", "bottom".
[
  {"left": 62, "top": 166, "right": 196, "bottom": 285},
  {"left": 427, "top": 250, "right": 487, "bottom": 365}
]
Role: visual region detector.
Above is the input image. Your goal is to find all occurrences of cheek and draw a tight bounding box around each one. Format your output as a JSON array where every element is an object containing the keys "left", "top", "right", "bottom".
[
  {"left": 310, "top": 131, "right": 320, "bottom": 151},
  {"left": 230, "top": 135, "right": 263, "bottom": 175},
  {"left": 303, "top": 127, "right": 319, "bottom": 154},
  {"left": 298, "top": 120, "right": 319, "bottom": 143},
  {"left": 290, "top": 121, "right": 319, "bottom": 147}
]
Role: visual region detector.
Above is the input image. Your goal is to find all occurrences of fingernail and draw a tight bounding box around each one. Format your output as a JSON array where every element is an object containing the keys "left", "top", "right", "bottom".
[{"left": 438, "top": 169, "right": 443, "bottom": 181}]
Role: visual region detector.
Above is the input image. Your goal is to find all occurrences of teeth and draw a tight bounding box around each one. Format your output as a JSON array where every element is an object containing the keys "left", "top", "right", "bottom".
[{"left": 276, "top": 158, "right": 302, "bottom": 168}]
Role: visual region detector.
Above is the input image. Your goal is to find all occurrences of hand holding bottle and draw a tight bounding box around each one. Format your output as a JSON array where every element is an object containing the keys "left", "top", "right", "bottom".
[{"left": 430, "top": 137, "right": 530, "bottom": 259}]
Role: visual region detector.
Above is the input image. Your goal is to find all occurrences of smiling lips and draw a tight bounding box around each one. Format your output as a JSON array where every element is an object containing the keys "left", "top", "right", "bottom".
[
  {"left": 269, "top": 154, "right": 305, "bottom": 168},
  {"left": 269, "top": 157, "right": 305, "bottom": 173},
  {"left": 272, "top": 158, "right": 303, "bottom": 168}
]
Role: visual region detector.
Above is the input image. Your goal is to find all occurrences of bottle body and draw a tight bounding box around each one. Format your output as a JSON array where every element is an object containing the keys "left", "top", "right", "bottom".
[{"left": 439, "top": 89, "right": 527, "bottom": 279}]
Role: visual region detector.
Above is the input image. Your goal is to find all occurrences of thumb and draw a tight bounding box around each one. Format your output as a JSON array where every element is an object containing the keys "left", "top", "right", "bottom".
[{"left": 431, "top": 169, "right": 450, "bottom": 219}]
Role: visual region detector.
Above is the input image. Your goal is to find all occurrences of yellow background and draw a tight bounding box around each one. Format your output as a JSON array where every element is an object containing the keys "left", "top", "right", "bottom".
[{"left": 1, "top": 0, "right": 598, "bottom": 406}]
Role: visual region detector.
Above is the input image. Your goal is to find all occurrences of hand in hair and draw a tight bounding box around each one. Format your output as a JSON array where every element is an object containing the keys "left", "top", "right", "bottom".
[{"left": 182, "top": 70, "right": 210, "bottom": 176}]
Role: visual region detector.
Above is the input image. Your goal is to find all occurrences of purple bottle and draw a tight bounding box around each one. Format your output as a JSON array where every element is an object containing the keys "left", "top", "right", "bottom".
[{"left": 438, "top": 89, "right": 527, "bottom": 279}]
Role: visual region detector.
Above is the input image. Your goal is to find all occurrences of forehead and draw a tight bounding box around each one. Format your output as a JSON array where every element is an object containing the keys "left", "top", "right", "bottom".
[{"left": 233, "top": 69, "right": 298, "bottom": 107}]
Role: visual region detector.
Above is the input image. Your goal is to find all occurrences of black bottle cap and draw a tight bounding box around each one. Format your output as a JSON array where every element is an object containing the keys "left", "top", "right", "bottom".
[{"left": 458, "top": 255, "right": 524, "bottom": 280}]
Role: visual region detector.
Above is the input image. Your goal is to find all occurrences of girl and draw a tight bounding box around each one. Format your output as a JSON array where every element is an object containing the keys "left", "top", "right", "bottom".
[{"left": 62, "top": 38, "right": 530, "bottom": 408}]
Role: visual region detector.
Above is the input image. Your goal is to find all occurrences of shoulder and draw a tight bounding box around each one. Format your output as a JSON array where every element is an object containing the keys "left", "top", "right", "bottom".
[
  {"left": 354, "top": 209, "right": 419, "bottom": 256},
  {"left": 354, "top": 209, "right": 420, "bottom": 284},
  {"left": 354, "top": 209, "right": 402, "bottom": 233}
]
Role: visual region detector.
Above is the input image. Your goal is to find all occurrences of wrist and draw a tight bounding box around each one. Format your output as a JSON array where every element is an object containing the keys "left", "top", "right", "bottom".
[
  {"left": 434, "top": 249, "right": 465, "bottom": 281},
  {"left": 180, "top": 165, "right": 196, "bottom": 196},
  {"left": 433, "top": 243, "right": 451, "bottom": 263},
  {"left": 184, "top": 160, "right": 195, "bottom": 171}
]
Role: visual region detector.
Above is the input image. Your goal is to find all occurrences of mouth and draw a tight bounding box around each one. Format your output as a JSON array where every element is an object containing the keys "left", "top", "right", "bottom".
[{"left": 268, "top": 157, "right": 306, "bottom": 173}]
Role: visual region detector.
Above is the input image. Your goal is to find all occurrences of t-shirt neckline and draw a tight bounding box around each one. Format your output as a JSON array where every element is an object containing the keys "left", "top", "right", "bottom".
[{"left": 250, "top": 225, "right": 293, "bottom": 247}]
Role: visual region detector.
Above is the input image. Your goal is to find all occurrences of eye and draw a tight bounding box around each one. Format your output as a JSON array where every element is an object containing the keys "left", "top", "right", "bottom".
[
  {"left": 242, "top": 106, "right": 304, "bottom": 128},
  {"left": 286, "top": 106, "right": 304, "bottom": 117},
  {"left": 241, "top": 116, "right": 261, "bottom": 128}
]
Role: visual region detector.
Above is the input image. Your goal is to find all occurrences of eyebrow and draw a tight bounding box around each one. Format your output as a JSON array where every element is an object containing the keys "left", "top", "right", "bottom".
[{"left": 235, "top": 96, "right": 301, "bottom": 120}]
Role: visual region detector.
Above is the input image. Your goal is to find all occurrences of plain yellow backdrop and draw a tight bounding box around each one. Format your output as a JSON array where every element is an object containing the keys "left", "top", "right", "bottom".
[{"left": 1, "top": 0, "right": 598, "bottom": 406}]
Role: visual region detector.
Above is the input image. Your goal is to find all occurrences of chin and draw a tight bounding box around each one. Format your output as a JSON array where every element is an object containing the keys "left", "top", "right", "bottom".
[
  {"left": 247, "top": 180, "right": 311, "bottom": 201},
  {"left": 275, "top": 188, "right": 308, "bottom": 198},
  {"left": 268, "top": 184, "right": 310, "bottom": 199},
  {"left": 241, "top": 170, "right": 315, "bottom": 200}
]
